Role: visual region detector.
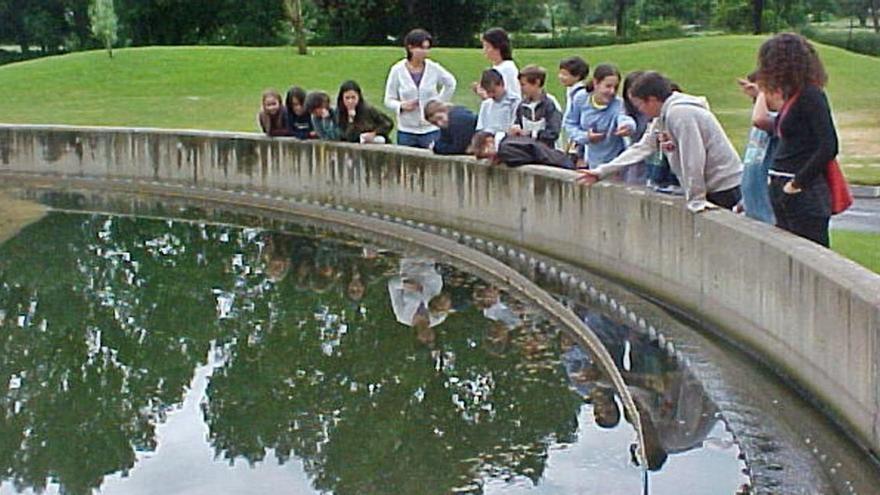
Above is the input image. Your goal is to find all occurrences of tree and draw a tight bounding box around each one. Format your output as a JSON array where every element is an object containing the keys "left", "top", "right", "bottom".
[
  {"left": 614, "top": 0, "right": 634, "bottom": 37},
  {"left": 714, "top": 0, "right": 759, "bottom": 32},
  {"left": 283, "top": 0, "right": 308, "bottom": 55},
  {"left": 482, "top": 0, "right": 545, "bottom": 32},
  {"left": 806, "top": 0, "right": 836, "bottom": 21},
  {"left": 0, "top": 0, "right": 68, "bottom": 53},
  {"left": 873, "top": 0, "right": 880, "bottom": 32},
  {"left": 398, "top": 0, "right": 496, "bottom": 46},
  {"left": 89, "top": 0, "right": 117, "bottom": 58},
  {"left": 753, "top": 0, "right": 764, "bottom": 33},
  {"left": 840, "top": 0, "right": 870, "bottom": 27}
]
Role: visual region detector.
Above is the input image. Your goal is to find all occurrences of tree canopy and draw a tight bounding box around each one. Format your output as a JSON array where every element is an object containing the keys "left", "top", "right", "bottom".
[{"left": 0, "top": 0, "right": 875, "bottom": 56}]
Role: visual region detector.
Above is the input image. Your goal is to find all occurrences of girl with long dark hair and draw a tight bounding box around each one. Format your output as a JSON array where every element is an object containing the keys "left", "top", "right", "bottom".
[
  {"left": 336, "top": 80, "right": 394, "bottom": 144},
  {"left": 285, "top": 86, "right": 315, "bottom": 139},
  {"left": 477, "top": 27, "right": 521, "bottom": 100}
]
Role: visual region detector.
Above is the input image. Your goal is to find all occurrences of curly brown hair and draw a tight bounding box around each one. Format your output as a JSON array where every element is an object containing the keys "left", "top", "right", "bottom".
[{"left": 757, "top": 33, "right": 827, "bottom": 98}]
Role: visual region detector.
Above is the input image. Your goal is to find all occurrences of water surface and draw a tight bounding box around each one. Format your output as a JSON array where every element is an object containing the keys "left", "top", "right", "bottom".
[{"left": 0, "top": 213, "right": 746, "bottom": 494}]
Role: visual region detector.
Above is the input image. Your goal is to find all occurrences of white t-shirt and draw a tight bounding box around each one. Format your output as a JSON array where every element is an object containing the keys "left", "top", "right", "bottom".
[
  {"left": 493, "top": 60, "right": 521, "bottom": 99},
  {"left": 387, "top": 257, "right": 447, "bottom": 328}
]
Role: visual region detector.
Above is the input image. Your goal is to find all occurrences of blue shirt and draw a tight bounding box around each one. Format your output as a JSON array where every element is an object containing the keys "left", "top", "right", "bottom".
[{"left": 564, "top": 92, "right": 636, "bottom": 168}]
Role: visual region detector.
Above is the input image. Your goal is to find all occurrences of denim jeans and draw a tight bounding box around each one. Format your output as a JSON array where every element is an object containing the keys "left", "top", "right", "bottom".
[
  {"left": 741, "top": 128, "right": 777, "bottom": 225},
  {"left": 647, "top": 156, "right": 679, "bottom": 187},
  {"left": 397, "top": 130, "right": 440, "bottom": 149}
]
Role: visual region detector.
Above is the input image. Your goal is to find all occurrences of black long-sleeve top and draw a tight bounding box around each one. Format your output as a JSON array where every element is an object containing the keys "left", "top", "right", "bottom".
[
  {"left": 338, "top": 104, "right": 394, "bottom": 143},
  {"left": 433, "top": 106, "right": 477, "bottom": 155},
  {"left": 496, "top": 135, "right": 573, "bottom": 169},
  {"left": 514, "top": 92, "right": 562, "bottom": 148},
  {"left": 286, "top": 108, "right": 315, "bottom": 139},
  {"left": 773, "top": 85, "right": 839, "bottom": 188}
]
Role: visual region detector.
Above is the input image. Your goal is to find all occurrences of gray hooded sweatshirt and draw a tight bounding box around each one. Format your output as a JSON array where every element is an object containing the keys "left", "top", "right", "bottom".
[{"left": 594, "top": 93, "right": 742, "bottom": 206}]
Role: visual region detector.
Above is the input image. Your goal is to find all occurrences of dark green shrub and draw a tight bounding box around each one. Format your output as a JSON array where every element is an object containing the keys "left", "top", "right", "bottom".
[
  {"left": 637, "top": 18, "right": 686, "bottom": 40},
  {"left": 802, "top": 26, "right": 880, "bottom": 57},
  {"left": 509, "top": 24, "right": 688, "bottom": 50},
  {"left": 0, "top": 50, "right": 55, "bottom": 66}
]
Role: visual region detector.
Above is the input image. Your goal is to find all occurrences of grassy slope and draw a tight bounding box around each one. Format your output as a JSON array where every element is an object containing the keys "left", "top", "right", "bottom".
[
  {"left": 0, "top": 36, "right": 878, "bottom": 272},
  {"left": 1, "top": 37, "right": 878, "bottom": 143}
]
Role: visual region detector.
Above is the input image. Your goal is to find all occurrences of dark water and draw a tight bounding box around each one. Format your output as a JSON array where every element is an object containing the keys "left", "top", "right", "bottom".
[{"left": 0, "top": 213, "right": 747, "bottom": 495}]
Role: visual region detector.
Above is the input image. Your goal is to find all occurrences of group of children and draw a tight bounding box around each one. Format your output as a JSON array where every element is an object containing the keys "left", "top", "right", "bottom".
[
  {"left": 256, "top": 29, "right": 841, "bottom": 247},
  {"left": 257, "top": 34, "right": 679, "bottom": 193},
  {"left": 258, "top": 81, "right": 394, "bottom": 144}
]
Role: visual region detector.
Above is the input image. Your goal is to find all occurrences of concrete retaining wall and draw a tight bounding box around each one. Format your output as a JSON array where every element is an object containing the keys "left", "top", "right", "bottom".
[{"left": 2, "top": 124, "right": 879, "bottom": 456}]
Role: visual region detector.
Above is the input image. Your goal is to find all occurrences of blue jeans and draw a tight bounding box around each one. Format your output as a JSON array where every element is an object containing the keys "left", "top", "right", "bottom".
[
  {"left": 397, "top": 130, "right": 440, "bottom": 149},
  {"left": 742, "top": 129, "right": 777, "bottom": 225},
  {"left": 647, "top": 156, "right": 679, "bottom": 187}
]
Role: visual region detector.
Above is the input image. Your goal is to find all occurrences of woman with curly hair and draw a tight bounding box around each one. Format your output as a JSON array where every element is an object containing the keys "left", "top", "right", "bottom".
[{"left": 756, "top": 33, "right": 838, "bottom": 247}]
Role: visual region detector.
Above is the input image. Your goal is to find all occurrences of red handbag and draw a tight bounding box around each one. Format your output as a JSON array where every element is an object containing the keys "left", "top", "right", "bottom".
[
  {"left": 826, "top": 159, "right": 854, "bottom": 214},
  {"left": 777, "top": 91, "right": 853, "bottom": 215}
]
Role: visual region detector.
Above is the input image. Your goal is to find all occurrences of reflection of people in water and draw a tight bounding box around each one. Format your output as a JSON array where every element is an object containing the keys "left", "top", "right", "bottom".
[
  {"left": 628, "top": 367, "right": 720, "bottom": 471},
  {"left": 473, "top": 284, "right": 524, "bottom": 356},
  {"left": 312, "top": 241, "right": 341, "bottom": 293},
  {"left": 560, "top": 333, "right": 601, "bottom": 397},
  {"left": 346, "top": 269, "right": 365, "bottom": 302},
  {"left": 483, "top": 321, "right": 511, "bottom": 356},
  {"left": 413, "top": 306, "right": 437, "bottom": 346},
  {"left": 293, "top": 242, "right": 315, "bottom": 291},
  {"left": 387, "top": 257, "right": 450, "bottom": 329},
  {"left": 289, "top": 237, "right": 397, "bottom": 305},
  {"left": 262, "top": 233, "right": 294, "bottom": 282},
  {"left": 591, "top": 386, "right": 621, "bottom": 429},
  {"left": 563, "top": 306, "right": 720, "bottom": 471}
]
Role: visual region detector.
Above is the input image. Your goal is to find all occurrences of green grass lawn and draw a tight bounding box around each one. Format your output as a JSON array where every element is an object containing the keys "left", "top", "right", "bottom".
[
  {"left": 838, "top": 158, "right": 880, "bottom": 186},
  {"left": 1, "top": 36, "right": 878, "bottom": 272},
  {"left": 1, "top": 36, "right": 879, "bottom": 169},
  {"left": 831, "top": 230, "right": 880, "bottom": 273}
]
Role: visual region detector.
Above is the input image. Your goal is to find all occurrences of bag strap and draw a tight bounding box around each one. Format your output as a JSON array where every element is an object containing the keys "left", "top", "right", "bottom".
[{"left": 775, "top": 90, "right": 801, "bottom": 138}]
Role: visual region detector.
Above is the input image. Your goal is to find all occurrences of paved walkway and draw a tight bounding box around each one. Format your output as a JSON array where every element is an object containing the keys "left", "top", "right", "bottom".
[{"left": 831, "top": 197, "right": 880, "bottom": 233}]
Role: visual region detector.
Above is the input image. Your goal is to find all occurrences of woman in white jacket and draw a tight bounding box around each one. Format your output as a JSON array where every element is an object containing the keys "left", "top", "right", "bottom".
[{"left": 384, "top": 29, "right": 457, "bottom": 149}]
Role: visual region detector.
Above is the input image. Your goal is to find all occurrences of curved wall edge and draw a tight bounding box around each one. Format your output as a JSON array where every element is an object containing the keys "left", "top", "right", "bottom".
[{"left": 1, "top": 123, "right": 878, "bottom": 456}]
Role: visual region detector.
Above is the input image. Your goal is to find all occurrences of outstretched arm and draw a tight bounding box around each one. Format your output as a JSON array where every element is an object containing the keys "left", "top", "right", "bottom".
[
  {"left": 587, "top": 119, "right": 660, "bottom": 180},
  {"left": 752, "top": 92, "right": 775, "bottom": 133}
]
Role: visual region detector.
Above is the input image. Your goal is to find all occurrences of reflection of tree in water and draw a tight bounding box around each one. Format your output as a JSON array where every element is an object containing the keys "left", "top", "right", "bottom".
[
  {"left": 203, "top": 236, "right": 584, "bottom": 495},
  {"left": 0, "top": 212, "right": 725, "bottom": 495},
  {"left": 0, "top": 213, "right": 259, "bottom": 494}
]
